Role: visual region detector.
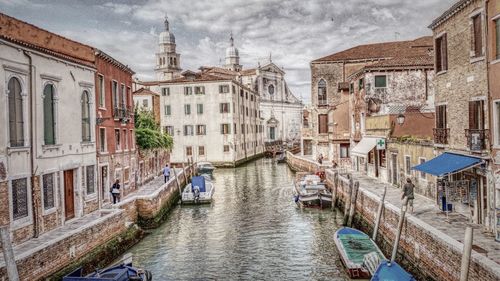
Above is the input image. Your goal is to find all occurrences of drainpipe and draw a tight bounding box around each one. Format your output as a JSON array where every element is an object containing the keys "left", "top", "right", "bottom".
[{"left": 23, "top": 50, "right": 39, "bottom": 238}]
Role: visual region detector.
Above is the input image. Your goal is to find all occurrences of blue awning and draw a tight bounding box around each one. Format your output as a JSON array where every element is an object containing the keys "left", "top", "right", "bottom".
[{"left": 411, "top": 152, "right": 483, "bottom": 177}]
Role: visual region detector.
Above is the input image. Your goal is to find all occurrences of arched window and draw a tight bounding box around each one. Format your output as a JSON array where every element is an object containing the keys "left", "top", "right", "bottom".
[
  {"left": 81, "top": 90, "right": 91, "bottom": 142},
  {"left": 173, "top": 57, "right": 177, "bottom": 66},
  {"left": 8, "top": 77, "right": 24, "bottom": 147},
  {"left": 268, "top": 84, "right": 275, "bottom": 95},
  {"left": 43, "top": 84, "right": 56, "bottom": 145},
  {"left": 318, "top": 79, "right": 327, "bottom": 105}
]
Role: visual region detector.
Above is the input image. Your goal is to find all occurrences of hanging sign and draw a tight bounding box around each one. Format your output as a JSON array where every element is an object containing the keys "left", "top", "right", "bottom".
[{"left": 376, "top": 138, "right": 386, "bottom": 150}]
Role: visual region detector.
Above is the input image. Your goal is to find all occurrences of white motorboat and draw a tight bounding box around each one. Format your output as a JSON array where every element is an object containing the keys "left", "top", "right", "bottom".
[
  {"left": 294, "top": 174, "right": 332, "bottom": 208},
  {"left": 196, "top": 161, "right": 216, "bottom": 174},
  {"left": 182, "top": 176, "right": 215, "bottom": 204}
]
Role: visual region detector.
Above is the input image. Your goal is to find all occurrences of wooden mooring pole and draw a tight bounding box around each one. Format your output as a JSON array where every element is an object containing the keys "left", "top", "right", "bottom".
[
  {"left": 181, "top": 162, "right": 188, "bottom": 184},
  {"left": 372, "top": 185, "right": 387, "bottom": 241},
  {"left": 172, "top": 167, "right": 182, "bottom": 197},
  {"left": 0, "top": 226, "right": 20, "bottom": 281},
  {"left": 331, "top": 172, "right": 339, "bottom": 210},
  {"left": 343, "top": 176, "right": 353, "bottom": 226},
  {"left": 347, "top": 181, "right": 359, "bottom": 227},
  {"left": 390, "top": 197, "right": 409, "bottom": 263},
  {"left": 459, "top": 226, "right": 473, "bottom": 281}
]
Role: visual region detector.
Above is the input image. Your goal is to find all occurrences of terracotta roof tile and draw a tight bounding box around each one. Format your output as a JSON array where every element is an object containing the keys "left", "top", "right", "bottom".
[
  {"left": 0, "top": 12, "right": 95, "bottom": 66},
  {"left": 312, "top": 36, "right": 433, "bottom": 63},
  {"left": 364, "top": 54, "right": 434, "bottom": 70},
  {"left": 133, "top": 88, "right": 159, "bottom": 96}
]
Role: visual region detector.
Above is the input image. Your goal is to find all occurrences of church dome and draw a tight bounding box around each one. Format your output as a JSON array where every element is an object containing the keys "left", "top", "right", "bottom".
[
  {"left": 225, "top": 45, "right": 239, "bottom": 57},
  {"left": 159, "top": 31, "right": 175, "bottom": 44}
]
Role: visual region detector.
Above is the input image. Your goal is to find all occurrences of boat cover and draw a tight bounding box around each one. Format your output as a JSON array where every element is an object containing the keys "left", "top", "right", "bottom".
[
  {"left": 191, "top": 176, "right": 206, "bottom": 192},
  {"left": 371, "top": 261, "right": 415, "bottom": 281},
  {"left": 411, "top": 152, "right": 482, "bottom": 177},
  {"left": 351, "top": 137, "right": 378, "bottom": 157},
  {"left": 336, "top": 228, "right": 385, "bottom": 265}
]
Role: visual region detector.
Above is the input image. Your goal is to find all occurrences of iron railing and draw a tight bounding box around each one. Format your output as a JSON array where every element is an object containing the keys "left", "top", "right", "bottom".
[
  {"left": 465, "top": 129, "right": 488, "bottom": 151},
  {"left": 433, "top": 128, "right": 449, "bottom": 145}
]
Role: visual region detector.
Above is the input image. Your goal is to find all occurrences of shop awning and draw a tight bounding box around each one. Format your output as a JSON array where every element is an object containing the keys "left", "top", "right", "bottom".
[
  {"left": 411, "top": 152, "right": 483, "bottom": 177},
  {"left": 351, "top": 137, "right": 378, "bottom": 157}
]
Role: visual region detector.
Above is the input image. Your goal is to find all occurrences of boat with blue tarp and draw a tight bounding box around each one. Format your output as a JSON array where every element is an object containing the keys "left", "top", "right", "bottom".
[
  {"left": 371, "top": 261, "right": 416, "bottom": 281},
  {"left": 182, "top": 175, "right": 215, "bottom": 204},
  {"left": 334, "top": 227, "right": 385, "bottom": 279},
  {"left": 62, "top": 262, "right": 152, "bottom": 281}
]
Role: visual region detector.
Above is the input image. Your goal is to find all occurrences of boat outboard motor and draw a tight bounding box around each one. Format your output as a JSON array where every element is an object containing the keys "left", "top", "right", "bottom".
[{"left": 193, "top": 185, "right": 200, "bottom": 203}]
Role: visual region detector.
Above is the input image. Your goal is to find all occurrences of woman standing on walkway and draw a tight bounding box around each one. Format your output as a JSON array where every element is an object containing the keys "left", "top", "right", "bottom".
[{"left": 111, "top": 179, "right": 121, "bottom": 204}]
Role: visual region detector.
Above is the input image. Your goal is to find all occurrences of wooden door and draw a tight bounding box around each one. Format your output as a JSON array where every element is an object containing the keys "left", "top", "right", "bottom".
[
  {"left": 392, "top": 154, "right": 398, "bottom": 185},
  {"left": 64, "top": 170, "right": 75, "bottom": 220}
]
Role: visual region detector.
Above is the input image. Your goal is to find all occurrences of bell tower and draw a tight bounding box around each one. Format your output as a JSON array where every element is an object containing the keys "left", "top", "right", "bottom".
[{"left": 155, "top": 16, "right": 181, "bottom": 80}]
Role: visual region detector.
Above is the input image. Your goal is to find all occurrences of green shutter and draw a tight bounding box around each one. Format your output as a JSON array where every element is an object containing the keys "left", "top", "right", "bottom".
[{"left": 43, "top": 85, "right": 55, "bottom": 145}]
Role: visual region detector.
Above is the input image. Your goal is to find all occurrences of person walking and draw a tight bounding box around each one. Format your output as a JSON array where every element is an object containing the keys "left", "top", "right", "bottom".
[
  {"left": 110, "top": 179, "right": 121, "bottom": 204},
  {"left": 317, "top": 153, "right": 324, "bottom": 164},
  {"left": 402, "top": 178, "right": 415, "bottom": 213},
  {"left": 163, "top": 164, "right": 171, "bottom": 183}
]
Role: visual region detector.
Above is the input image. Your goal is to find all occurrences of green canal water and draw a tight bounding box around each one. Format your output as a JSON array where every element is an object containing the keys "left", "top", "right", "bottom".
[{"left": 124, "top": 159, "right": 349, "bottom": 280}]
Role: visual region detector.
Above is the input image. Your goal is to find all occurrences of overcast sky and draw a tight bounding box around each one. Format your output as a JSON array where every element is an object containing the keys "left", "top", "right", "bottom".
[{"left": 1, "top": 0, "right": 456, "bottom": 103}]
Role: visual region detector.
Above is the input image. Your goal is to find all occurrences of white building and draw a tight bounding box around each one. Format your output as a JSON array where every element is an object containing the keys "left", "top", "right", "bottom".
[
  {"left": 0, "top": 13, "right": 97, "bottom": 244},
  {"left": 143, "top": 71, "right": 264, "bottom": 166}
]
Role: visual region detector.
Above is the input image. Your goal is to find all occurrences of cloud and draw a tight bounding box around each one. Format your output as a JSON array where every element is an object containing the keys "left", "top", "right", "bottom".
[{"left": 0, "top": 0, "right": 458, "bottom": 104}]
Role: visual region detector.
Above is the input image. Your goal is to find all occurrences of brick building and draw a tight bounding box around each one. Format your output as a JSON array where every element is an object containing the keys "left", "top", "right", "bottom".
[
  {"left": 0, "top": 13, "right": 97, "bottom": 245},
  {"left": 95, "top": 50, "right": 136, "bottom": 203},
  {"left": 309, "top": 37, "right": 433, "bottom": 167},
  {"left": 428, "top": 0, "right": 494, "bottom": 230},
  {"left": 486, "top": 0, "right": 500, "bottom": 240}
]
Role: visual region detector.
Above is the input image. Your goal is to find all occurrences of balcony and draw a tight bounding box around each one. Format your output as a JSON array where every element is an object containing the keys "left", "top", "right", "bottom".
[
  {"left": 433, "top": 128, "right": 449, "bottom": 145},
  {"left": 465, "top": 129, "right": 488, "bottom": 151},
  {"left": 113, "top": 105, "right": 133, "bottom": 122}
]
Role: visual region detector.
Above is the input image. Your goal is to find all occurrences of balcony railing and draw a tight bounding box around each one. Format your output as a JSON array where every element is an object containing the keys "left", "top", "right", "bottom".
[
  {"left": 465, "top": 129, "right": 488, "bottom": 151},
  {"left": 433, "top": 128, "right": 449, "bottom": 145},
  {"left": 113, "top": 105, "right": 133, "bottom": 120}
]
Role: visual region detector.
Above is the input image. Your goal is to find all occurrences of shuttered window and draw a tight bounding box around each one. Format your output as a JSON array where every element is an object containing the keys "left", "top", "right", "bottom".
[
  {"left": 81, "top": 90, "right": 91, "bottom": 142},
  {"left": 221, "top": 124, "right": 231, "bottom": 134},
  {"left": 197, "top": 104, "right": 203, "bottom": 114},
  {"left": 471, "top": 14, "right": 483, "bottom": 57},
  {"left": 436, "top": 105, "right": 447, "bottom": 129},
  {"left": 86, "top": 165, "right": 95, "bottom": 194},
  {"left": 8, "top": 77, "right": 24, "bottom": 147},
  {"left": 318, "top": 114, "right": 328, "bottom": 134},
  {"left": 43, "top": 84, "right": 56, "bottom": 145},
  {"left": 42, "top": 173, "right": 55, "bottom": 210},
  {"left": 435, "top": 34, "right": 448, "bottom": 72},
  {"left": 468, "top": 100, "right": 484, "bottom": 130},
  {"left": 496, "top": 19, "right": 500, "bottom": 59},
  {"left": 318, "top": 79, "right": 327, "bottom": 105}
]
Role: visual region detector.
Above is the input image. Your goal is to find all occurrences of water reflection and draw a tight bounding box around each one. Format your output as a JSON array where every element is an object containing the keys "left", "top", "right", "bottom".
[{"left": 125, "top": 159, "right": 348, "bottom": 280}]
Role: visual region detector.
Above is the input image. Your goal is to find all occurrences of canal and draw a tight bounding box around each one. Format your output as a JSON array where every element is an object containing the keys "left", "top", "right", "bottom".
[{"left": 125, "top": 159, "right": 349, "bottom": 280}]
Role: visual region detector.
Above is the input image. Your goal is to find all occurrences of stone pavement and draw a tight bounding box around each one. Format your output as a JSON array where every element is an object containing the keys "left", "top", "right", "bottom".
[{"left": 348, "top": 170, "right": 500, "bottom": 265}]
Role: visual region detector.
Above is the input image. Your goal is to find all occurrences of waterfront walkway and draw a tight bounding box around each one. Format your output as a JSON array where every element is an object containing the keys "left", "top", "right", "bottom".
[{"left": 348, "top": 171, "right": 500, "bottom": 265}]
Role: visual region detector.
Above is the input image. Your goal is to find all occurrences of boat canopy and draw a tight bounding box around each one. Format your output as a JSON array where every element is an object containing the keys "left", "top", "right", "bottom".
[
  {"left": 411, "top": 152, "right": 483, "bottom": 177},
  {"left": 191, "top": 176, "right": 206, "bottom": 192},
  {"left": 351, "top": 137, "right": 378, "bottom": 157},
  {"left": 371, "top": 261, "right": 415, "bottom": 281}
]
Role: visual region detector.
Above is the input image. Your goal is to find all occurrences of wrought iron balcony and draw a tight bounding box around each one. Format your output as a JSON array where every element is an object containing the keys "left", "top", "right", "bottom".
[
  {"left": 433, "top": 128, "right": 449, "bottom": 145},
  {"left": 465, "top": 129, "right": 488, "bottom": 151},
  {"left": 113, "top": 107, "right": 127, "bottom": 119}
]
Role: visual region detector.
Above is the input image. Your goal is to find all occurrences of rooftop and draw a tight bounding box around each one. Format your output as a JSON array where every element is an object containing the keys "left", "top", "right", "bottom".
[
  {"left": 133, "top": 87, "right": 159, "bottom": 96},
  {"left": 312, "top": 36, "right": 433, "bottom": 63},
  {"left": 429, "top": 0, "right": 472, "bottom": 29}
]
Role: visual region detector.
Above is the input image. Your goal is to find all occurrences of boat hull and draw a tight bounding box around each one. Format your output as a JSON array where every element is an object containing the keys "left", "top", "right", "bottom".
[
  {"left": 63, "top": 263, "right": 152, "bottom": 281},
  {"left": 182, "top": 181, "right": 215, "bottom": 204}
]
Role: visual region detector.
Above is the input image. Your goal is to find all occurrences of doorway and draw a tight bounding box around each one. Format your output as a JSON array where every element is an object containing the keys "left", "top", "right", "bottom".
[
  {"left": 63, "top": 170, "right": 75, "bottom": 220},
  {"left": 391, "top": 154, "right": 398, "bottom": 185}
]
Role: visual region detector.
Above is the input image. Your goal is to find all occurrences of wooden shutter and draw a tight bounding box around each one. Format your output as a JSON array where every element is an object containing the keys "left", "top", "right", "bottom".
[
  {"left": 473, "top": 15, "right": 482, "bottom": 56},
  {"left": 469, "top": 101, "right": 478, "bottom": 129},
  {"left": 318, "top": 114, "right": 328, "bottom": 134},
  {"left": 442, "top": 34, "right": 448, "bottom": 71}
]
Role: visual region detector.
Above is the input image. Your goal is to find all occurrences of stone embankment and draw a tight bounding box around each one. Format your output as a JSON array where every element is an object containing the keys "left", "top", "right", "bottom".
[
  {"left": 0, "top": 165, "right": 194, "bottom": 280},
  {"left": 287, "top": 152, "right": 500, "bottom": 281}
]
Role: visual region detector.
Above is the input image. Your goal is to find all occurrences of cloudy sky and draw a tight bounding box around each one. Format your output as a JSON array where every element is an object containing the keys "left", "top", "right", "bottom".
[{"left": 1, "top": 0, "right": 455, "bottom": 103}]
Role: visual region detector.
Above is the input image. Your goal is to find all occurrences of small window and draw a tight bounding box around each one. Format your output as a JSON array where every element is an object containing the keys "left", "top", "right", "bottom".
[
  {"left": 12, "top": 178, "right": 28, "bottom": 220},
  {"left": 43, "top": 84, "right": 56, "bottom": 145},
  {"left": 368, "top": 150, "right": 375, "bottom": 164},
  {"left": 197, "top": 104, "right": 203, "bottom": 114},
  {"left": 165, "top": 105, "right": 171, "bottom": 116},
  {"left": 165, "top": 126, "right": 174, "bottom": 136},
  {"left": 219, "top": 85, "right": 229, "bottom": 93},
  {"left": 232, "top": 85, "right": 236, "bottom": 94},
  {"left": 115, "top": 129, "right": 121, "bottom": 150},
  {"left": 495, "top": 18, "right": 500, "bottom": 60},
  {"left": 378, "top": 149, "right": 386, "bottom": 167},
  {"left": 405, "top": 156, "right": 411, "bottom": 175},
  {"left": 358, "top": 78, "right": 364, "bottom": 90},
  {"left": 340, "top": 144, "right": 350, "bottom": 158},
  {"left": 221, "top": 123, "right": 231, "bottom": 134},
  {"left": 199, "top": 146, "right": 205, "bottom": 156},
  {"left": 471, "top": 13, "right": 483, "bottom": 58},
  {"left": 223, "top": 145, "right": 230, "bottom": 152},
  {"left": 86, "top": 165, "right": 95, "bottom": 194},
  {"left": 196, "top": 125, "right": 206, "bottom": 135},
  {"left": 112, "top": 80, "right": 118, "bottom": 108},
  {"left": 184, "top": 87, "right": 193, "bottom": 95},
  {"left": 98, "top": 75, "right": 105, "bottom": 107},
  {"left": 194, "top": 86, "right": 205, "bottom": 95},
  {"left": 349, "top": 83, "right": 354, "bottom": 94},
  {"left": 142, "top": 99, "right": 148, "bottom": 107},
  {"left": 318, "top": 114, "right": 328, "bottom": 134},
  {"left": 162, "top": 87, "right": 170, "bottom": 96},
  {"left": 99, "top": 128, "right": 106, "bottom": 152},
  {"left": 220, "top": 103, "right": 230, "bottom": 113},
  {"left": 374, "top": 76, "right": 387, "bottom": 88},
  {"left": 184, "top": 104, "right": 191, "bottom": 115},
  {"left": 318, "top": 79, "right": 327, "bottom": 105},
  {"left": 183, "top": 125, "right": 194, "bottom": 136},
  {"left": 435, "top": 34, "right": 448, "bottom": 72},
  {"left": 81, "top": 90, "right": 91, "bottom": 142},
  {"left": 419, "top": 158, "right": 426, "bottom": 179},
  {"left": 186, "top": 146, "right": 193, "bottom": 156},
  {"left": 42, "top": 173, "right": 55, "bottom": 210}
]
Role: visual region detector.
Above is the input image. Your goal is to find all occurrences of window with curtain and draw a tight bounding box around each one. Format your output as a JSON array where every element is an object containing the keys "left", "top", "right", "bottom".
[
  {"left": 81, "top": 90, "right": 91, "bottom": 142},
  {"left": 43, "top": 84, "right": 56, "bottom": 145},
  {"left": 8, "top": 77, "right": 24, "bottom": 147},
  {"left": 318, "top": 79, "right": 327, "bottom": 105}
]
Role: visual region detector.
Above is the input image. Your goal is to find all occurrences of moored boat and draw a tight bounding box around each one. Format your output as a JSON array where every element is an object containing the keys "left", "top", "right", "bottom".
[
  {"left": 63, "top": 262, "right": 152, "bottom": 281},
  {"left": 196, "top": 161, "right": 215, "bottom": 174},
  {"left": 182, "top": 175, "right": 215, "bottom": 204},
  {"left": 371, "top": 261, "right": 416, "bottom": 281},
  {"left": 294, "top": 174, "right": 332, "bottom": 208},
  {"left": 334, "top": 227, "right": 385, "bottom": 279}
]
